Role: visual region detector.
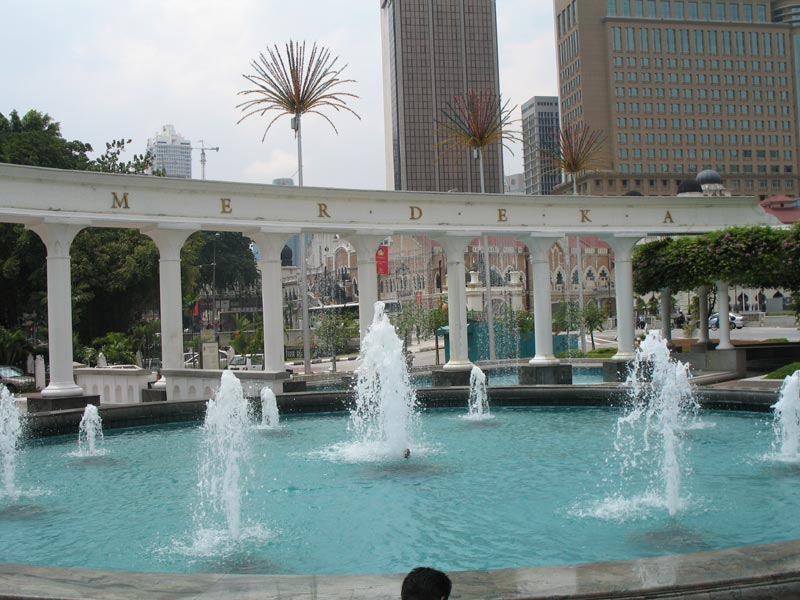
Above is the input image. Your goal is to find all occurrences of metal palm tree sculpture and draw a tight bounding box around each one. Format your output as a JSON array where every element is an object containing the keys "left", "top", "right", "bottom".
[
  {"left": 438, "top": 89, "right": 519, "bottom": 361},
  {"left": 237, "top": 40, "right": 360, "bottom": 186},
  {"left": 543, "top": 122, "right": 606, "bottom": 194},
  {"left": 540, "top": 122, "right": 606, "bottom": 353},
  {"left": 437, "top": 89, "right": 521, "bottom": 192},
  {"left": 237, "top": 40, "right": 359, "bottom": 376}
]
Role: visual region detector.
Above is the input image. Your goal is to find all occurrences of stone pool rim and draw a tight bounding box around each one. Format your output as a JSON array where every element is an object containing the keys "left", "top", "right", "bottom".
[{"left": 7, "top": 384, "right": 800, "bottom": 600}]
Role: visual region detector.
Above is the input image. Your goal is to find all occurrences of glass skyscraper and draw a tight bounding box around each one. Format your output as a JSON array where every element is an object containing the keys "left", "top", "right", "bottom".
[{"left": 380, "top": 0, "right": 504, "bottom": 193}]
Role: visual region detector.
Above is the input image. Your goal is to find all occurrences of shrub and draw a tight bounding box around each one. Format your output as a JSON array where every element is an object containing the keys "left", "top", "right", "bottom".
[
  {"left": 765, "top": 362, "right": 800, "bottom": 380},
  {"left": 587, "top": 347, "right": 617, "bottom": 358}
]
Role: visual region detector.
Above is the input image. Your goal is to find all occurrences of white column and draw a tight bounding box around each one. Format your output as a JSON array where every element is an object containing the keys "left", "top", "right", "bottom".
[
  {"left": 144, "top": 228, "right": 193, "bottom": 371},
  {"left": 29, "top": 222, "right": 85, "bottom": 398},
  {"left": 436, "top": 235, "right": 473, "bottom": 371},
  {"left": 481, "top": 234, "right": 496, "bottom": 360},
  {"left": 697, "top": 285, "right": 710, "bottom": 344},
  {"left": 528, "top": 236, "right": 561, "bottom": 365},
  {"left": 250, "top": 232, "right": 289, "bottom": 373},
  {"left": 351, "top": 234, "right": 385, "bottom": 341},
  {"left": 602, "top": 236, "right": 640, "bottom": 360},
  {"left": 660, "top": 287, "right": 673, "bottom": 343},
  {"left": 716, "top": 280, "right": 734, "bottom": 350}
]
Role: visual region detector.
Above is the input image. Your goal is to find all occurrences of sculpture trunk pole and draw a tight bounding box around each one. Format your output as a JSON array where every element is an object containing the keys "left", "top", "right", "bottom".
[{"left": 294, "top": 112, "right": 311, "bottom": 374}]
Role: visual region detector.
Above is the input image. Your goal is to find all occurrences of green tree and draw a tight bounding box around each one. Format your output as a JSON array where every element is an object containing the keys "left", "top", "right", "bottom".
[
  {"left": 553, "top": 300, "right": 582, "bottom": 336},
  {"left": 70, "top": 228, "right": 161, "bottom": 342},
  {"left": 229, "top": 315, "right": 263, "bottom": 357},
  {"left": 128, "top": 320, "right": 161, "bottom": 360},
  {"left": 91, "top": 331, "right": 135, "bottom": 365},
  {"left": 87, "top": 139, "right": 161, "bottom": 175},
  {"left": 314, "top": 311, "right": 358, "bottom": 372},
  {"left": 0, "top": 109, "right": 92, "bottom": 169},
  {"left": 0, "top": 110, "right": 96, "bottom": 329},
  {"left": 0, "top": 326, "right": 32, "bottom": 367},
  {"left": 582, "top": 300, "right": 606, "bottom": 350}
]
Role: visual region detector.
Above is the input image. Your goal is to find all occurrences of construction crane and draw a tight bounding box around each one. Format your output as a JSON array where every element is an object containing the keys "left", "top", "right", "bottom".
[{"left": 191, "top": 140, "right": 219, "bottom": 180}]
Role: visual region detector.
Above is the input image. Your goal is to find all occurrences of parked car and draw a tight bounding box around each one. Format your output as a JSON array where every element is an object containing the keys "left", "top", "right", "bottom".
[
  {"left": 183, "top": 350, "right": 229, "bottom": 369},
  {"left": 228, "top": 354, "right": 264, "bottom": 371},
  {"left": 708, "top": 312, "right": 745, "bottom": 330},
  {"left": 0, "top": 365, "right": 35, "bottom": 393}
]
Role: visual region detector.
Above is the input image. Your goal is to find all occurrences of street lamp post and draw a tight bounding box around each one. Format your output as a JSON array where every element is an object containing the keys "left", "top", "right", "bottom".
[{"left": 212, "top": 233, "right": 219, "bottom": 335}]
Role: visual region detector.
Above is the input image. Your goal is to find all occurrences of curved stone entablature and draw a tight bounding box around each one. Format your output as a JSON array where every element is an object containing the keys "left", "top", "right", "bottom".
[
  {"left": 0, "top": 162, "right": 784, "bottom": 399},
  {"left": 0, "top": 163, "right": 781, "bottom": 236}
]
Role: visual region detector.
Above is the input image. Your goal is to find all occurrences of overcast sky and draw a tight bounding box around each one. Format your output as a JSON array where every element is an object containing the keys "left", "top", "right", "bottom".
[{"left": 2, "top": 1, "right": 557, "bottom": 190}]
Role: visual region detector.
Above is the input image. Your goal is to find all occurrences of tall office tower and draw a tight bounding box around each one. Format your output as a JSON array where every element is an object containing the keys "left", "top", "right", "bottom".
[
  {"left": 146, "top": 124, "right": 192, "bottom": 179},
  {"left": 380, "top": 0, "right": 504, "bottom": 193},
  {"left": 521, "top": 96, "right": 561, "bottom": 195},
  {"left": 553, "top": 0, "right": 800, "bottom": 199}
]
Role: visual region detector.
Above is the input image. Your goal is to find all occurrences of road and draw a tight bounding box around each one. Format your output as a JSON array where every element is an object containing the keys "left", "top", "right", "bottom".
[{"left": 295, "top": 324, "right": 799, "bottom": 375}]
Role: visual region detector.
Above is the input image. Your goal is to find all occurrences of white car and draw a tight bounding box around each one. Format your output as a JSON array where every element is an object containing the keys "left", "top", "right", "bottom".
[
  {"left": 228, "top": 354, "right": 264, "bottom": 371},
  {"left": 709, "top": 312, "right": 745, "bottom": 330},
  {"left": 183, "top": 350, "right": 229, "bottom": 369}
]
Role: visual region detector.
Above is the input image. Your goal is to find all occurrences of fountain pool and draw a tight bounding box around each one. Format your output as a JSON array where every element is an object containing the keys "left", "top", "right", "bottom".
[{"left": 2, "top": 405, "right": 798, "bottom": 576}]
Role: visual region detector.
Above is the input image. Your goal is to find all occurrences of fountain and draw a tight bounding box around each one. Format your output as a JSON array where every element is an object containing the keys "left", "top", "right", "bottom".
[
  {"left": 76, "top": 404, "right": 104, "bottom": 456},
  {"left": 611, "top": 331, "right": 698, "bottom": 516},
  {"left": 0, "top": 385, "right": 21, "bottom": 500},
  {"left": 772, "top": 370, "right": 800, "bottom": 459},
  {"left": 348, "top": 301, "right": 417, "bottom": 459},
  {"left": 194, "top": 370, "right": 251, "bottom": 541},
  {"left": 4, "top": 336, "right": 800, "bottom": 597},
  {"left": 259, "top": 386, "right": 280, "bottom": 429},
  {"left": 466, "top": 365, "right": 491, "bottom": 419}
]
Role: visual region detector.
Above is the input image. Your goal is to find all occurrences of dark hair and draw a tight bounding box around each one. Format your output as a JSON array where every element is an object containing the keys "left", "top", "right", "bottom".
[{"left": 401, "top": 567, "right": 452, "bottom": 600}]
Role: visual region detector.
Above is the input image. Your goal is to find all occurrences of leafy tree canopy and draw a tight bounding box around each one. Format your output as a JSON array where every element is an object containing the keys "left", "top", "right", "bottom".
[
  {"left": 0, "top": 109, "right": 93, "bottom": 169},
  {"left": 633, "top": 225, "right": 800, "bottom": 295}
]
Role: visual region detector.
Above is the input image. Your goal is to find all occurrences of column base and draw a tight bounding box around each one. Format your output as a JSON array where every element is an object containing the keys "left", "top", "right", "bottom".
[
  {"left": 40, "top": 381, "right": 85, "bottom": 398},
  {"left": 528, "top": 356, "right": 560, "bottom": 366},
  {"left": 603, "top": 359, "right": 654, "bottom": 382},
  {"left": 431, "top": 368, "right": 471, "bottom": 387},
  {"left": 27, "top": 393, "right": 99, "bottom": 414},
  {"left": 690, "top": 340, "right": 715, "bottom": 353},
  {"left": 519, "top": 364, "right": 572, "bottom": 385}
]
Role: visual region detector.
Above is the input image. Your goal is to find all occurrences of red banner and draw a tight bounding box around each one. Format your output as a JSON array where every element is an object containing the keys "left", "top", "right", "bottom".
[{"left": 376, "top": 245, "right": 389, "bottom": 275}]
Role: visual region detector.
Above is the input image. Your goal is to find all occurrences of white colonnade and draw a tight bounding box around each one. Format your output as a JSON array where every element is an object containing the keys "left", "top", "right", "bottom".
[{"left": 0, "top": 163, "right": 780, "bottom": 399}]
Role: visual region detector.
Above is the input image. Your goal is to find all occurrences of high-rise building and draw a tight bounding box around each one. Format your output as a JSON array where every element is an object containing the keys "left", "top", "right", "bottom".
[
  {"left": 380, "top": 0, "right": 504, "bottom": 193},
  {"left": 553, "top": 0, "right": 800, "bottom": 199},
  {"left": 521, "top": 96, "right": 561, "bottom": 195},
  {"left": 504, "top": 172, "right": 526, "bottom": 194},
  {"left": 146, "top": 124, "right": 192, "bottom": 179}
]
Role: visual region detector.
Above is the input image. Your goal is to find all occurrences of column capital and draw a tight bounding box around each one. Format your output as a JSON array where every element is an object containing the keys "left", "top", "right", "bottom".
[
  {"left": 432, "top": 234, "right": 473, "bottom": 260},
  {"left": 142, "top": 227, "right": 194, "bottom": 260},
  {"left": 349, "top": 234, "right": 387, "bottom": 261},
  {"left": 28, "top": 222, "right": 85, "bottom": 258},
  {"left": 599, "top": 235, "right": 642, "bottom": 262},
  {"left": 248, "top": 231, "right": 289, "bottom": 260},
  {"left": 528, "top": 236, "right": 561, "bottom": 261}
]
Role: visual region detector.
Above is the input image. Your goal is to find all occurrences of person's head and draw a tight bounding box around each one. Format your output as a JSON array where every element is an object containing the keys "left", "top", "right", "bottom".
[{"left": 401, "top": 567, "right": 452, "bottom": 600}]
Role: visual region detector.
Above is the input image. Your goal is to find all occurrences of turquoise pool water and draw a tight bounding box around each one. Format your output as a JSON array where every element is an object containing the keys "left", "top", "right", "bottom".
[
  {"left": 1, "top": 407, "right": 796, "bottom": 576},
  {"left": 407, "top": 366, "right": 602, "bottom": 388}
]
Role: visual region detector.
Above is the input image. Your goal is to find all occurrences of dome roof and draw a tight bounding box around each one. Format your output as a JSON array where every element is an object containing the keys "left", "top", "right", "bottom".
[
  {"left": 677, "top": 179, "right": 703, "bottom": 194},
  {"left": 696, "top": 169, "right": 722, "bottom": 185}
]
